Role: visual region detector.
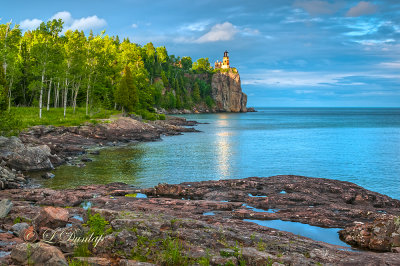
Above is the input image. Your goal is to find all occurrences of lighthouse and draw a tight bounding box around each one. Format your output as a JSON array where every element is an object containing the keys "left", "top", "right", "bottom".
[
  {"left": 222, "top": 50, "right": 230, "bottom": 69},
  {"left": 214, "top": 50, "right": 231, "bottom": 69}
]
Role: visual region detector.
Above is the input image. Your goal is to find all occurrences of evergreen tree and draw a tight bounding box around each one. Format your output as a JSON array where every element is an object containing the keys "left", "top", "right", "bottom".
[
  {"left": 115, "top": 65, "right": 138, "bottom": 112},
  {"left": 192, "top": 82, "right": 201, "bottom": 103}
]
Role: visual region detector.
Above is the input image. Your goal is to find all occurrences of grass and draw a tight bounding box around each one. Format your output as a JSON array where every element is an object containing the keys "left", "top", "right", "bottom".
[{"left": 11, "top": 107, "right": 120, "bottom": 128}]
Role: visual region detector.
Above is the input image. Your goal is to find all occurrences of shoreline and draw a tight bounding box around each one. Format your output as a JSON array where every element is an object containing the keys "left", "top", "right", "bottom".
[
  {"left": 1, "top": 175, "right": 400, "bottom": 265},
  {"left": 0, "top": 115, "right": 201, "bottom": 190}
]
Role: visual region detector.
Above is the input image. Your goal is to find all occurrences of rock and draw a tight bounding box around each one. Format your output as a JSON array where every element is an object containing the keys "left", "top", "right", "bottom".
[
  {"left": 339, "top": 216, "right": 400, "bottom": 251},
  {"left": 11, "top": 242, "right": 67, "bottom": 265},
  {"left": 42, "top": 172, "right": 55, "bottom": 179},
  {"left": 20, "top": 226, "right": 38, "bottom": 242},
  {"left": 0, "top": 136, "right": 56, "bottom": 171},
  {"left": 73, "top": 257, "right": 111, "bottom": 266},
  {"left": 90, "top": 150, "right": 100, "bottom": 155},
  {"left": 247, "top": 107, "right": 257, "bottom": 112},
  {"left": 11, "top": 223, "right": 29, "bottom": 237},
  {"left": 211, "top": 70, "right": 247, "bottom": 112},
  {"left": 33, "top": 206, "right": 69, "bottom": 229},
  {"left": 119, "top": 259, "right": 156, "bottom": 265},
  {"left": 81, "top": 156, "right": 93, "bottom": 162},
  {"left": 0, "top": 199, "right": 13, "bottom": 218}
]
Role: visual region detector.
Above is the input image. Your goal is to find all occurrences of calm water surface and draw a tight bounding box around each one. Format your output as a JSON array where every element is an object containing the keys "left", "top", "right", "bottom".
[{"left": 40, "top": 108, "right": 400, "bottom": 199}]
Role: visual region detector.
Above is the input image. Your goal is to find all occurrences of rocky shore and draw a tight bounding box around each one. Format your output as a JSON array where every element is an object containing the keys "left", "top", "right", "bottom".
[
  {"left": 0, "top": 115, "right": 199, "bottom": 182},
  {"left": 1, "top": 176, "right": 400, "bottom": 265}
]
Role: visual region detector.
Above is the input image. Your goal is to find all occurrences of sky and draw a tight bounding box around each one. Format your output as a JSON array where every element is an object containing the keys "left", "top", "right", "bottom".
[{"left": 2, "top": 0, "right": 400, "bottom": 107}]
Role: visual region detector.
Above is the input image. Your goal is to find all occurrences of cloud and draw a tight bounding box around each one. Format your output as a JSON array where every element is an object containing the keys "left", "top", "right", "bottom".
[
  {"left": 50, "top": 11, "right": 73, "bottom": 25},
  {"left": 132, "top": 23, "right": 138, "bottom": 28},
  {"left": 241, "top": 27, "right": 260, "bottom": 36},
  {"left": 179, "top": 21, "right": 211, "bottom": 32},
  {"left": 346, "top": 1, "right": 378, "bottom": 17},
  {"left": 378, "top": 61, "right": 400, "bottom": 69},
  {"left": 195, "top": 22, "right": 238, "bottom": 43},
  {"left": 19, "top": 18, "right": 43, "bottom": 31},
  {"left": 19, "top": 11, "right": 107, "bottom": 32},
  {"left": 294, "top": 0, "right": 343, "bottom": 15},
  {"left": 242, "top": 70, "right": 346, "bottom": 87},
  {"left": 68, "top": 15, "right": 107, "bottom": 31}
]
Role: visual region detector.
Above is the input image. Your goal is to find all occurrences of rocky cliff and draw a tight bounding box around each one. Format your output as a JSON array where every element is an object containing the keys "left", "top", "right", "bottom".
[{"left": 211, "top": 70, "right": 247, "bottom": 112}]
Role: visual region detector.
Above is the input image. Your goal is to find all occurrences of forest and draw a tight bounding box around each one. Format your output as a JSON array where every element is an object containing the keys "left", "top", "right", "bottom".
[{"left": 0, "top": 19, "right": 216, "bottom": 134}]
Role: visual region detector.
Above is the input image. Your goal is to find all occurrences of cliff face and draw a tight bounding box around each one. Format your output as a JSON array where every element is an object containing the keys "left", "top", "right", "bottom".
[{"left": 211, "top": 70, "right": 247, "bottom": 112}]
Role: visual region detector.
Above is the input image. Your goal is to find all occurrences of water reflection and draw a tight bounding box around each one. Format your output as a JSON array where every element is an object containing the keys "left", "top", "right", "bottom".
[
  {"left": 215, "top": 114, "right": 233, "bottom": 179},
  {"left": 37, "top": 145, "right": 145, "bottom": 189}
]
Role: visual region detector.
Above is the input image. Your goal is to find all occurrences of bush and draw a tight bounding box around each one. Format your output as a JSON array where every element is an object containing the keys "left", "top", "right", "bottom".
[{"left": 0, "top": 111, "right": 23, "bottom": 136}]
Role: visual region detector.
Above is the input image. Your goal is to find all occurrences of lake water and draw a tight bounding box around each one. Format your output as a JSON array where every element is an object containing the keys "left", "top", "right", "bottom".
[{"left": 39, "top": 107, "right": 400, "bottom": 200}]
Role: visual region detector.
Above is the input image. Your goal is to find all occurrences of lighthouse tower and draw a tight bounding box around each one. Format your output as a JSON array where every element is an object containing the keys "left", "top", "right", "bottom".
[
  {"left": 214, "top": 50, "right": 231, "bottom": 69},
  {"left": 222, "top": 50, "right": 230, "bottom": 69}
]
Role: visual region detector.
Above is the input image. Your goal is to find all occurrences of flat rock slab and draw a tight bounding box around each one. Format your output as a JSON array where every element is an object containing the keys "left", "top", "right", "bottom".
[{"left": 1, "top": 176, "right": 400, "bottom": 265}]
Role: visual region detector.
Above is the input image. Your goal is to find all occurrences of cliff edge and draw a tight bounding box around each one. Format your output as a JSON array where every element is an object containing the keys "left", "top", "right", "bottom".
[{"left": 211, "top": 70, "right": 247, "bottom": 112}]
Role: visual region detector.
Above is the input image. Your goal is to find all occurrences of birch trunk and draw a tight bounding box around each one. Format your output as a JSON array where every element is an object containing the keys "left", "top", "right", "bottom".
[
  {"left": 86, "top": 75, "right": 91, "bottom": 116},
  {"left": 64, "top": 78, "right": 68, "bottom": 118},
  {"left": 47, "top": 79, "right": 52, "bottom": 111},
  {"left": 39, "top": 70, "right": 45, "bottom": 119},
  {"left": 8, "top": 78, "right": 13, "bottom": 111}
]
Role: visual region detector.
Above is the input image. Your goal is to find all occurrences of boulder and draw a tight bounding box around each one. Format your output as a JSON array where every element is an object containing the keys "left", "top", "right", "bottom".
[
  {"left": 0, "top": 199, "right": 13, "bottom": 218},
  {"left": 33, "top": 206, "right": 69, "bottom": 229},
  {"left": 339, "top": 216, "right": 400, "bottom": 251},
  {"left": 11, "top": 242, "right": 67, "bottom": 265},
  {"left": 0, "top": 136, "right": 59, "bottom": 171},
  {"left": 11, "top": 223, "right": 30, "bottom": 237}
]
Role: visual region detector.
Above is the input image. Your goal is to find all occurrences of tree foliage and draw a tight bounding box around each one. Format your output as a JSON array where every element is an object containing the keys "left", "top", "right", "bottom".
[{"left": 0, "top": 19, "right": 217, "bottom": 123}]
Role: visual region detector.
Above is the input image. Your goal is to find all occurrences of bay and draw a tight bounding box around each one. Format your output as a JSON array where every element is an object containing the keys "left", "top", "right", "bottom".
[{"left": 40, "top": 108, "right": 400, "bottom": 200}]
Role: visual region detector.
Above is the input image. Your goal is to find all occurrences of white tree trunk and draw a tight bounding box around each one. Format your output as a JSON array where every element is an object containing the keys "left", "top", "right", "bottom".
[
  {"left": 64, "top": 78, "right": 68, "bottom": 118},
  {"left": 8, "top": 78, "right": 13, "bottom": 111},
  {"left": 39, "top": 70, "right": 45, "bottom": 119},
  {"left": 86, "top": 74, "right": 91, "bottom": 116},
  {"left": 54, "top": 81, "right": 59, "bottom": 108},
  {"left": 47, "top": 79, "right": 52, "bottom": 111}
]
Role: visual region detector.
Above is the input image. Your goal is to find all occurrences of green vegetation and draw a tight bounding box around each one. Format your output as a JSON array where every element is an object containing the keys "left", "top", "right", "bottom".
[
  {"left": 84, "top": 210, "right": 112, "bottom": 237},
  {"left": 0, "top": 19, "right": 217, "bottom": 135},
  {"left": 73, "top": 242, "right": 91, "bottom": 257},
  {"left": 68, "top": 258, "right": 90, "bottom": 266},
  {"left": 395, "top": 216, "right": 400, "bottom": 225},
  {"left": 13, "top": 216, "right": 31, "bottom": 224}
]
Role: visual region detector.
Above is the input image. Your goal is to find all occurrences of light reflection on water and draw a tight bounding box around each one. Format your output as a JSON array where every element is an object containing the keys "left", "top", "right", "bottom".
[{"left": 34, "top": 108, "right": 400, "bottom": 200}]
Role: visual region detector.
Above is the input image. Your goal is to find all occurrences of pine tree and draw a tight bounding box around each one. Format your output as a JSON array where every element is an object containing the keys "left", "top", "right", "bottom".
[
  {"left": 192, "top": 82, "right": 201, "bottom": 103},
  {"left": 114, "top": 66, "right": 138, "bottom": 112}
]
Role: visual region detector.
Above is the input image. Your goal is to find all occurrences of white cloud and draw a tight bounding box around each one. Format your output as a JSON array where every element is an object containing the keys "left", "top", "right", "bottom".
[
  {"left": 179, "top": 21, "right": 211, "bottom": 32},
  {"left": 19, "top": 18, "right": 43, "bottom": 31},
  {"left": 242, "top": 70, "right": 346, "bottom": 87},
  {"left": 19, "top": 12, "right": 107, "bottom": 32},
  {"left": 195, "top": 22, "right": 238, "bottom": 43},
  {"left": 378, "top": 61, "right": 400, "bottom": 69},
  {"left": 132, "top": 23, "right": 138, "bottom": 28},
  {"left": 68, "top": 15, "right": 107, "bottom": 31},
  {"left": 241, "top": 27, "right": 260, "bottom": 36},
  {"left": 346, "top": 1, "right": 378, "bottom": 17},
  {"left": 50, "top": 11, "right": 73, "bottom": 25}
]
